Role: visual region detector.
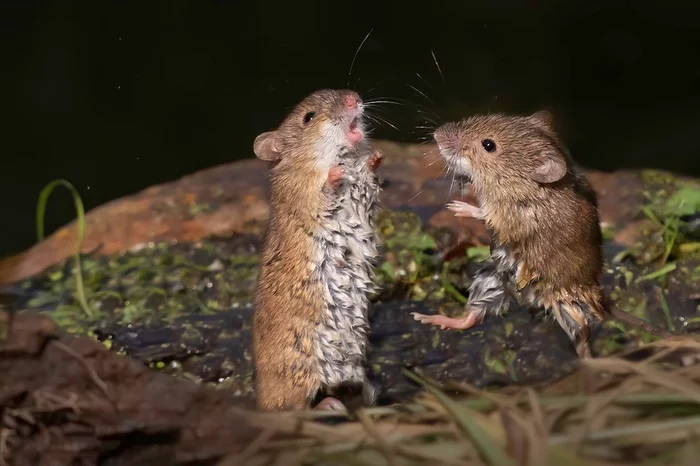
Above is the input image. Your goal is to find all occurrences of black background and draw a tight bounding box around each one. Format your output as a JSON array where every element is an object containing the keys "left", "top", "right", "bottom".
[{"left": 2, "top": 0, "right": 699, "bottom": 257}]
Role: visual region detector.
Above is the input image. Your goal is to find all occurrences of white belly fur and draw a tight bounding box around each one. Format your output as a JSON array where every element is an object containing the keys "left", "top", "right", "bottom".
[{"left": 313, "top": 151, "right": 380, "bottom": 388}]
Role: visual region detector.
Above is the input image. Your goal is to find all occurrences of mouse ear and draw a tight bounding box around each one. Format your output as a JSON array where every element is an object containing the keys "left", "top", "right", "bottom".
[
  {"left": 530, "top": 156, "right": 567, "bottom": 184},
  {"left": 253, "top": 131, "right": 282, "bottom": 162},
  {"left": 529, "top": 110, "right": 556, "bottom": 134}
]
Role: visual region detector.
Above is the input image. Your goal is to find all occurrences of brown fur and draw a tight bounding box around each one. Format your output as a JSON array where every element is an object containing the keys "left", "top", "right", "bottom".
[
  {"left": 252, "top": 90, "right": 364, "bottom": 411},
  {"left": 424, "top": 110, "right": 672, "bottom": 355},
  {"left": 445, "top": 112, "right": 605, "bottom": 318}
]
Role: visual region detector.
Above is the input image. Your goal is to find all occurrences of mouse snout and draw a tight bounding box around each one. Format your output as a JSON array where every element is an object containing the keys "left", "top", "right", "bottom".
[
  {"left": 433, "top": 122, "right": 459, "bottom": 149},
  {"left": 344, "top": 94, "right": 359, "bottom": 109}
]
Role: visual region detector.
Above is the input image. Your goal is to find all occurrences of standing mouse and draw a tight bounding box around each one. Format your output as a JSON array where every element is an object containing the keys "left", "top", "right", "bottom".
[
  {"left": 411, "top": 111, "right": 673, "bottom": 358},
  {"left": 252, "top": 89, "right": 383, "bottom": 411}
]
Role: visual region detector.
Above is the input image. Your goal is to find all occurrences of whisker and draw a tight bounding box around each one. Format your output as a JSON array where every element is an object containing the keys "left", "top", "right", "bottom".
[
  {"left": 406, "top": 84, "right": 435, "bottom": 107},
  {"left": 367, "top": 112, "right": 401, "bottom": 132},
  {"left": 426, "top": 155, "right": 443, "bottom": 168},
  {"left": 364, "top": 99, "right": 407, "bottom": 107},
  {"left": 440, "top": 165, "right": 450, "bottom": 179},
  {"left": 417, "top": 111, "right": 440, "bottom": 126},
  {"left": 447, "top": 169, "right": 457, "bottom": 202},
  {"left": 348, "top": 28, "right": 374, "bottom": 87},
  {"left": 406, "top": 189, "right": 425, "bottom": 204},
  {"left": 362, "top": 79, "right": 385, "bottom": 97},
  {"left": 415, "top": 72, "right": 431, "bottom": 87},
  {"left": 431, "top": 49, "right": 446, "bottom": 85}
]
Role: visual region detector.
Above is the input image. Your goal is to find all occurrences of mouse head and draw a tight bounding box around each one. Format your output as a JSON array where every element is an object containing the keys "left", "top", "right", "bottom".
[
  {"left": 253, "top": 89, "right": 365, "bottom": 167},
  {"left": 434, "top": 111, "right": 569, "bottom": 194}
]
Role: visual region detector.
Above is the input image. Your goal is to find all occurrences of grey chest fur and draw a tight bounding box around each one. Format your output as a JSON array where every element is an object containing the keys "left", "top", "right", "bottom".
[{"left": 313, "top": 154, "right": 381, "bottom": 388}]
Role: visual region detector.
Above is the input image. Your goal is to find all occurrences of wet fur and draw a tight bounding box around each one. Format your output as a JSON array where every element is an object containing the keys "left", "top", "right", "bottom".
[
  {"left": 253, "top": 90, "right": 380, "bottom": 411},
  {"left": 316, "top": 149, "right": 381, "bottom": 399},
  {"left": 438, "top": 113, "right": 606, "bottom": 352}
]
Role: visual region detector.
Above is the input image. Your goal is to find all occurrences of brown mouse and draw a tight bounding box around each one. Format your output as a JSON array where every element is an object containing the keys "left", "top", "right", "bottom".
[
  {"left": 252, "top": 89, "right": 383, "bottom": 411},
  {"left": 411, "top": 111, "right": 673, "bottom": 358}
]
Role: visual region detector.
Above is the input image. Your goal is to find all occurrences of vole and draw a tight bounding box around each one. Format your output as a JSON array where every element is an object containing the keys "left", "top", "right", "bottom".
[
  {"left": 411, "top": 111, "right": 674, "bottom": 358},
  {"left": 252, "top": 89, "right": 383, "bottom": 411}
]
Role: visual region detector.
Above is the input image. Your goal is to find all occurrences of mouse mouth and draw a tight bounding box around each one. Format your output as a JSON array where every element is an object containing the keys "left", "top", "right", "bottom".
[
  {"left": 346, "top": 116, "right": 364, "bottom": 145},
  {"left": 456, "top": 174, "right": 472, "bottom": 187}
]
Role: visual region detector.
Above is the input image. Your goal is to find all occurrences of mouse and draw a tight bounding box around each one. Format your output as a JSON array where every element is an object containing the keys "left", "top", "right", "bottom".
[
  {"left": 411, "top": 110, "right": 674, "bottom": 358},
  {"left": 252, "top": 89, "right": 383, "bottom": 411}
]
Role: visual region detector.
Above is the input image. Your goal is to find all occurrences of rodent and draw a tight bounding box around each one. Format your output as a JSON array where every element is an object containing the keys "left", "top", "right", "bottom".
[
  {"left": 252, "top": 89, "right": 383, "bottom": 411},
  {"left": 411, "top": 110, "right": 674, "bottom": 358}
]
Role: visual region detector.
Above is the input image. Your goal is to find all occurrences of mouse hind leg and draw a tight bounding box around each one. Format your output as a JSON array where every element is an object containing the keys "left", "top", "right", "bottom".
[
  {"left": 412, "top": 262, "right": 510, "bottom": 330},
  {"left": 549, "top": 300, "right": 603, "bottom": 359},
  {"left": 255, "top": 366, "right": 321, "bottom": 412}
]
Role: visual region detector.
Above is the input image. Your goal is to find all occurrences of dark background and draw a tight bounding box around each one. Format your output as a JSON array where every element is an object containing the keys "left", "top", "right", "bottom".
[{"left": 2, "top": 0, "right": 699, "bottom": 257}]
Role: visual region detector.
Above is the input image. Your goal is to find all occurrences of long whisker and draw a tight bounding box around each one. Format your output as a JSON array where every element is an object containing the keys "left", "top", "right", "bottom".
[
  {"left": 431, "top": 49, "right": 446, "bottom": 85},
  {"left": 348, "top": 28, "right": 374, "bottom": 87},
  {"left": 406, "top": 189, "right": 425, "bottom": 204},
  {"left": 406, "top": 84, "right": 435, "bottom": 106},
  {"left": 447, "top": 168, "right": 457, "bottom": 202},
  {"left": 366, "top": 112, "right": 401, "bottom": 132},
  {"left": 364, "top": 99, "right": 407, "bottom": 107},
  {"left": 426, "top": 155, "right": 443, "bottom": 168},
  {"left": 417, "top": 111, "right": 440, "bottom": 126}
]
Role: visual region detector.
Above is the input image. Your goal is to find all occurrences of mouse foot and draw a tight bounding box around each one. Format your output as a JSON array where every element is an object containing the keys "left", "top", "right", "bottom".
[
  {"left": 411, "top": 311, "right": 482, "bottom": 330},
  {"left": 368, "top": 149, "right": 383, "bottom": 172},
  {"left": 446, "top": 200, "right": 484, "bottom": 219},
  {"left": 325, "top": 166, "right": 344, "bottom": 191},
  {"left": 314, "top": 397, "right": 347, "bottom": 411}
]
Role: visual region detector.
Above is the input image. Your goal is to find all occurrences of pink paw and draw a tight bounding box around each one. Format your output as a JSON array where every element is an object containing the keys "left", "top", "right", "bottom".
[
  {"left": 411, "top": 311, "right": 482, "bottom": 330},
  {"left": 326, "top": 166, "right": 344, "bottom": 190},
  {"left": 446, "top": 200, "right": 484, "bottom": 219},
  {"left": 368, "top": 150, "right": 383, "bottom": 172},
  {"left": 314, "top": 397, "right": 346, "bottom": 411}
]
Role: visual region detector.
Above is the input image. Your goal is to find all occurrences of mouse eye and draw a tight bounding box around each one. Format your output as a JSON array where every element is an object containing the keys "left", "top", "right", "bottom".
[
  {"left": 481, "top": 139, "right": 497, "bottom": 153},
  {"left": 303, "top": 112, "right": 316, "bottom": 124}
]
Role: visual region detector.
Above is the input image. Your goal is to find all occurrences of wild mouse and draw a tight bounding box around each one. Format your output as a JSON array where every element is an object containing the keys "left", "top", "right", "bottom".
[
  {"left": 411, "top": 111, "right": 673, "bottom": 358},
  {"left": 252, "top": 89, "right": 383, "bottom": 411}
]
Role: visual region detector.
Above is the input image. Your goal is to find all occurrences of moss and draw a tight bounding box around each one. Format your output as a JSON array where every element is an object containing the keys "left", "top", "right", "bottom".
[{"left": 8, "top": 181, "right": 700, "bottom": 404}]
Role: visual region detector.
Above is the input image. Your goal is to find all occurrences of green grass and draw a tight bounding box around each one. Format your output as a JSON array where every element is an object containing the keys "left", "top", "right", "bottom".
[{"left": 35, "top": 179, "right": 94, "bottom": 319}]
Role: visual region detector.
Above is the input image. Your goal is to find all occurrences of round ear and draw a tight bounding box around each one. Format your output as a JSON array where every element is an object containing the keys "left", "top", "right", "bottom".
[
  {"left": 530, "top": 156, "right": 567, "bottom": 184},
  {"left": 528, "top": 110, "right": 556, "bottom": 135},
  {"left": 253, "top": 131, "right": 282, "bottom": 162}
]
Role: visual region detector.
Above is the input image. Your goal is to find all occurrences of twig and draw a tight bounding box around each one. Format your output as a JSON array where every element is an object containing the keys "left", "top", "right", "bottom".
[
  {"left": 219, "top": 428, "right": 276, "bottom": 466},
  {"left": 356, "top": 408, "right": 399, "bottom": 466}
]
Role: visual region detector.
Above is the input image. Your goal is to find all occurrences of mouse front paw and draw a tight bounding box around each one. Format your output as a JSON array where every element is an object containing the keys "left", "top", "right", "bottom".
[
  {"left": 368, "top": 149, "right": 383, "bottom": 172},
  {"left": 446, "top": 200, "right": 484, "bottom": 219},
  {"left": 325, "top": 166, "right": 344, "bottom": 191}
]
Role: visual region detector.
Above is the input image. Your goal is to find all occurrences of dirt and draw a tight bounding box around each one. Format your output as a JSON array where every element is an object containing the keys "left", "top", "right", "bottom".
[{"left": 0, "top": 310, "right": 264, "bottom": 466}]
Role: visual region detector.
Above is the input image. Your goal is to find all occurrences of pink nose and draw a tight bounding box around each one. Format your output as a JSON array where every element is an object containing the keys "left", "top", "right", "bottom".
[{"left": 344, "top": 95, "right": 358, "bottom": 109}]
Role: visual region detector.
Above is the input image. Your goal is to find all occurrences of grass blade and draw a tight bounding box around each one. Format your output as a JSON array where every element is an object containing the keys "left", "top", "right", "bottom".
[
  {"left": 36, "top": 179, "right": 94, "bottom": 319},
  {"left": 404, "top": 369, "right": 515, "bottom": 466}
]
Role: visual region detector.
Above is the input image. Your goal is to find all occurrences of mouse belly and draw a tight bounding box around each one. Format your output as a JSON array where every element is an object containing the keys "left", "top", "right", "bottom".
[{"left": 313, "top": 164, "right": 380, "bottom": 402}]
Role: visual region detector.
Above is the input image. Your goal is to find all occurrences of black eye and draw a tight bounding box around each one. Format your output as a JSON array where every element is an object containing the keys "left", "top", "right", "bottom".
[
  {"left": 481, "top": 139, "right": 496, "bottom": 152},
  {"left": 303, "top": 112, "right": 316, "bottom": 124}
]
